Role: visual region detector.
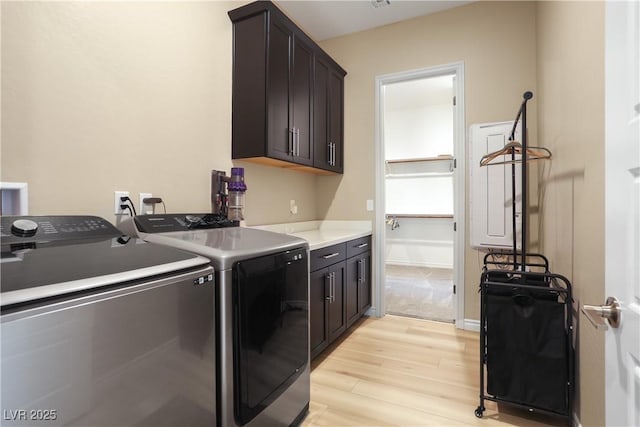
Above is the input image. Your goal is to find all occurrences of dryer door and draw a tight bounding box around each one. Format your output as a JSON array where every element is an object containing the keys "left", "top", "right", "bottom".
[{"left": 233, "top": 247, "right": 308, "bottom": 425}]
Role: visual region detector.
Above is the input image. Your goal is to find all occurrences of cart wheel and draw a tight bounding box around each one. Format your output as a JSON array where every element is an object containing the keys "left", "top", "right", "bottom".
[{"left": 474, "top": 407, "right": 484, "bottom": 418}]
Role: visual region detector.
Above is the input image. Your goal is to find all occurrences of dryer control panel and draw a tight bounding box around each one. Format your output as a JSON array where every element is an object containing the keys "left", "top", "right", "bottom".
[
  {"left": 134, "top": 213, "right": 239, "bottom": 233},
  {"left": 0, "top": 215, "right": 119, "bottom": 245}
]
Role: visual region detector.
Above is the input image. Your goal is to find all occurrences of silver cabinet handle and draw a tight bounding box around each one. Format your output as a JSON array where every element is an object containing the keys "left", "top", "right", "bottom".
[
  {"left": 333, "top": 142, "right": 337, "bottom": 166},
  {"left": 329, "top": 142, "right": 333, "bottom": 166},
  {"left": 329, "top": 272, "right": 336, "bottom": 303},
  {"left": 327, "top": 142, "right": 332, "bottom": 165},
  {"left": 330, "top": 272, "right": 335, "bottom": 303},
  {"left": 289, "top": 128, "right": 294, "bottom": 155},
  {"left": 357, "top": 259, "right": 362, "bottom": 283},
  {"left": 356, "top": 243, "right": 368, "bottom": 248},
  {"left": 330, "top": 142, "right": 335, "bottom": 166},
  {"left": 333, "top": 142, "right": 336, "bottom": 166},
  {"left": 323, "top": 252, "right": 340, "bottom": 259},
  {"left": 333, "top": 272, "right": 336, "bottom": 303},
  {"left": 325, "top": 273, "right": 331, "bottom": 301},
  {"left": 294, "top": 128, "right": 300, "bottom": 157},
  {"left": 362, "top": 258, "right": 366, "bottom": 283},
  {"left": 359, "top": 258, "right": 366, "bottom": 283},
  {"left": 582, "top": 296, "right": 621, "bottom": 329}
]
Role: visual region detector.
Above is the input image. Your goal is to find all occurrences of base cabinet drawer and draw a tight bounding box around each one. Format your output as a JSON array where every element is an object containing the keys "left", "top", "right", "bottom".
[{"left": 310, "top": 242, "right": 346, "bottom": 271}]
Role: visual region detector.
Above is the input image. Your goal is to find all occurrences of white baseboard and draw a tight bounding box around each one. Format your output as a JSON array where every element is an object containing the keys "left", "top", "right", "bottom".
[
  {"left": 365, "top": 306, "right": 379, "bottom": 317},
  {"left": 463, "top": 318, "right": 480, "bottom": 332}
]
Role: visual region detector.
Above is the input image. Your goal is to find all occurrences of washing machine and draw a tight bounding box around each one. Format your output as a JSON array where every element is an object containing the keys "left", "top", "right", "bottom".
[
  {"left": 119, "top": 213, "right": 310, "bottom": 427},
  {"left": 1, "top": 215, "right": 216, "bottom": 426}
]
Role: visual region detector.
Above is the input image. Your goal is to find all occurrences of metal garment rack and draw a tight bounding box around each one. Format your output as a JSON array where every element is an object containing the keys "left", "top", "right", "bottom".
[{"left": 475, "top": 92, "right": 574, "bottom": 425}]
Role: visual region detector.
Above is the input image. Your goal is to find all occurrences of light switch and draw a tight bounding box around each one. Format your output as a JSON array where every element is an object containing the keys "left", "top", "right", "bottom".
[{"left": 366, "top": 199, "right": 374, "bottom": 211}]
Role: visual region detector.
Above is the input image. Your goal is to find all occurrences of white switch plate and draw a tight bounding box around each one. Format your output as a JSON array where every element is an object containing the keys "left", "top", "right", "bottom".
[
  {"left": 290, "top": 199, "right": 298, "bottom": 215},
  {"left": 139, "top": 193, "right": 153, "bottom": 215},
  {"left": 366, "top": 199, "right": 374, "bottom": 211},
  {"left": 114, "top": 191, "right": 130, "bottom": 215}
]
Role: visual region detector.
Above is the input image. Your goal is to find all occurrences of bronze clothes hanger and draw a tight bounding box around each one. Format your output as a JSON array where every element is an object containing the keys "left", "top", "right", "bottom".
[{"left": 479, "top": 140, "right": 552, "bottom": 167}]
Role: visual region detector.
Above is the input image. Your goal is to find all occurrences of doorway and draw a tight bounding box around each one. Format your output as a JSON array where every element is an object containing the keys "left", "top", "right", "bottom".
[{"left": 374, "top": 63, "right": 465, "bottom": 326}]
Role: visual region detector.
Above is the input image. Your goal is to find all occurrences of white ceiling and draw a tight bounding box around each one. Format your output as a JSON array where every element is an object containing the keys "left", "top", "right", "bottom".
[{"left": 275, "top": 0, "right": 473, "bottom": 41}]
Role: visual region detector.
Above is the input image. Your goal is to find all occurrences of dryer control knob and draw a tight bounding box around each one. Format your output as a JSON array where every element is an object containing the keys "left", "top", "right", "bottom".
[
  {"left": 11, "top": 219, "right": 38, "bottom": 237},
  {"left": 185, "top": 215, "right": 201, "bottom": 224}
]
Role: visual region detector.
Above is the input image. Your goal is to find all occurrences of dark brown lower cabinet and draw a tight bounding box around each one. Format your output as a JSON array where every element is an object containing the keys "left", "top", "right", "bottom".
[
  {"left": 346, "top": 252, "right": 371, "bottom": 328},
  {"left": 310, "top": 235, "right": 372, "bottom": 360},
  {"left": 310, "top": 262, "right": 346, "bottom": 359}
]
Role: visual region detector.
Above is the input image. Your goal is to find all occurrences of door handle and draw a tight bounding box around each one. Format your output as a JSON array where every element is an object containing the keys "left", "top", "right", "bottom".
[
  {"left": 295, "top": 128, "right": 300, "bottom": 156},
  {"left": 355, "top": 243, "right": 368, "bottom": 248},
  {"left": 582, "top": 296, "right": 621, "bottom": 330}
]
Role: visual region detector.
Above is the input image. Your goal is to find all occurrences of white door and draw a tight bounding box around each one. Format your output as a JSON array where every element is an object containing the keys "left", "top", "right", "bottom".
[{"left": 603, "top": 1, "right": 640, "bottom": 425}]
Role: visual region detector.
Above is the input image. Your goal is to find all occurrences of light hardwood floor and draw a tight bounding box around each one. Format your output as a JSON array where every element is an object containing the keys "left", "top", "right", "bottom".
[{"left": 302, "top": 315, "right": 564, "bottom": 427}]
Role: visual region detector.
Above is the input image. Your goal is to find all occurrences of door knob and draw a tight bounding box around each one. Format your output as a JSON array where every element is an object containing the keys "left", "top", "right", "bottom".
[{"left": 582, "top": 296, "right": 621, "bottom": 330}]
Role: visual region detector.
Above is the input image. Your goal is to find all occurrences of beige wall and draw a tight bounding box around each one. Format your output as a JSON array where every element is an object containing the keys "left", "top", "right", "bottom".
[
  {"left": 1, "top": 1, "right": 318, "bottom": 225},
  {"left": 318, "top": 1, "right": 538, "bottom": 320},
  {"left": 536, "top": 2, "right": 605, "bottom": 425}
]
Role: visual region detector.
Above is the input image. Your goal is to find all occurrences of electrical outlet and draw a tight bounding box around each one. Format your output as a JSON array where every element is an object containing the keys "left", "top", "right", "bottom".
[
  {"left": 366, "top": 199, "right": 374, "bottom": 211},
  {"left": 290, "top": 199, "right": 298, "bottom": 215},
  {"left": 114, "top": 191, "right": 130, "bottom": 215},
  {"left": 139, "top": 193, "right": 153, "bottom": 215}
]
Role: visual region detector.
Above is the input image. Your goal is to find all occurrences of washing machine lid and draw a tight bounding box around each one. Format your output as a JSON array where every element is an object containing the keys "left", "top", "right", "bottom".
[
  {"left": 1, "top": 216, "right": 211, "bottom": 307},
  {"left": 123, "top": 214, "right": 309, "bottom": 270}
]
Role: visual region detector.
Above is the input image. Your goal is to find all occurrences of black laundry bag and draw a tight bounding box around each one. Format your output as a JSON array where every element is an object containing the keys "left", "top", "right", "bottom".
[{"left": 485, "top": 289, "right": 569, "bottom": 414}]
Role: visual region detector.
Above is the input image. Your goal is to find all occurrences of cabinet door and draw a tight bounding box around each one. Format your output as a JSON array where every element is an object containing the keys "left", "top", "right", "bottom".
[
  {"left": 327, "top": 261, "right": 347, "bottom": 343},
  {"left": 291, "top": 35, "right": 313, "bottom": 166},
  {"left": 328, "top": 69, "right": 344, "bottom": 173},
  {"left": 358, "top": 252, "right": 372, "bottom": 313},
  {"left": 313, "top": 58, "right": 344, "bottom": 173},
  {"left": 267, "top": 18, "right": 293, "bottom": 162},
  {"left": 313, "top": 58, "right": 330, "bottom": 169},
  {"left": 345, "top": 255, "right": 361, "bottom": 328},
  {"left": 310, "top": 268, "right": 329, "bottom": 359}
]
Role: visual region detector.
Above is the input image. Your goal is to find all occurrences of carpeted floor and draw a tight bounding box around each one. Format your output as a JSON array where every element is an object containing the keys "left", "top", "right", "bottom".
[{"left": 385, "top": 264, "right": 454, "bottom": 322}]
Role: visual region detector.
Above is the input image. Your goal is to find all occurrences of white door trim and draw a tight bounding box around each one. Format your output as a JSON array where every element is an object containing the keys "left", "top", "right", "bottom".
[{"left": 373, "top": 61, "right": 466, "bottom": 328}]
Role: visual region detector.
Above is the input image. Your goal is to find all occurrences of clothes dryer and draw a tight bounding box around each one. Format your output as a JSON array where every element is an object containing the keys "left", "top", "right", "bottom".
[{"left": 119, "top": 214, "right": 310, "bottom": 427}]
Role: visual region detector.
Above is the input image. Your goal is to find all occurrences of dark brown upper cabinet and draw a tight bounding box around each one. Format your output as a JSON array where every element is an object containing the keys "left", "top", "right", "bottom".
[
  {"left": 314, "top": 54, "right": 344, "bottom": 173},
  {"left": 228, "top": 1, "right": 346, "bottom": 175}
]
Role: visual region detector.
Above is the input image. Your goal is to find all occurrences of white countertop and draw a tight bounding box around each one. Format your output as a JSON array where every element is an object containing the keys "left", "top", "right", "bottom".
[{"left": 250, "top": 220, "right": 372, "bottom": 251}]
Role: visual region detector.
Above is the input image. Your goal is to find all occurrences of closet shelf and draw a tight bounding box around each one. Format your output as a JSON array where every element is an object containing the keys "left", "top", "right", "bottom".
[
  {"left": 385, "top": 171, "right": 452, "bottom": 178},
  {"left": 385, "top": 154, "right": 453, "bottom": 164},
  {"left": 386, "top": 213, "right": 453, "bottom": 219}
]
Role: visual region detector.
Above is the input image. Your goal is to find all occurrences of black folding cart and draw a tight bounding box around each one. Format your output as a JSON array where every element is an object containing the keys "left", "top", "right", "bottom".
[
  {"left": 474, "top": 92, "right": 574, "bottom": 425},
  {"left": 475, "top": 256, "right": 574, "bottom": 422}
]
